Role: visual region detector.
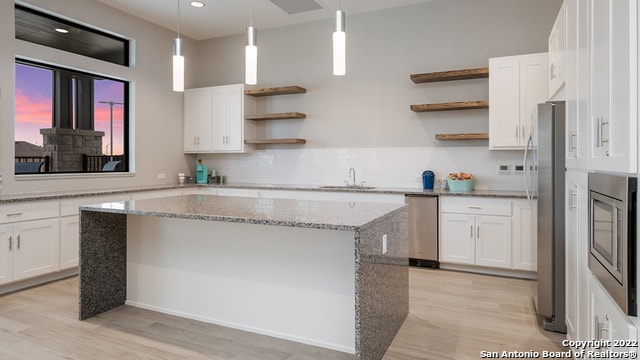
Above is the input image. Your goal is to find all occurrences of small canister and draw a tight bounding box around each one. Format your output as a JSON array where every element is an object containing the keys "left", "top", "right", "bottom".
[{"left": 422, "top": 170, "right": 435, "bottom": 190}]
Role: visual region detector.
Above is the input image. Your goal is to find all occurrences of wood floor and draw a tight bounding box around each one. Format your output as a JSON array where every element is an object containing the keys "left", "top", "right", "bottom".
[{"left": 0, "top": 268, "right": 565, "bottom": 360}]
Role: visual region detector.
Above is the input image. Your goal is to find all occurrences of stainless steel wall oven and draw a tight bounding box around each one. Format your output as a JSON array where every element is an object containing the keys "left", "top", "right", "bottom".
[{"left": 588, "top": 172, "right": 637, "bottom": 316}]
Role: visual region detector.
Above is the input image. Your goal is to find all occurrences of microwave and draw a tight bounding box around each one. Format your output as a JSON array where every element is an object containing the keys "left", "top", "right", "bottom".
[{"left": 588, "top": 172, "right": 637, "bottom": 316}]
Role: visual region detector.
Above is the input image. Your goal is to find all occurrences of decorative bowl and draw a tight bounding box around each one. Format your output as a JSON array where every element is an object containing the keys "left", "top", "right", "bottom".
[{"left": 447, "top": 178, "right": 476, "bottom": 192}]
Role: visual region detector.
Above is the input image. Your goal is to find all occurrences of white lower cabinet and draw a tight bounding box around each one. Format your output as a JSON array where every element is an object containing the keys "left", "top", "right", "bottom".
[
  {"left": 59, "top": 216, "right": 79, "bottom": 269},
  {"left": 589, "top": 276, "right": 637, "bottom": 352},
  {"left": 0, "top": 219, "right": 60, "bottom": 285},
  {"left": 440, "top": 197, "right": 535, "bottom": 273}
]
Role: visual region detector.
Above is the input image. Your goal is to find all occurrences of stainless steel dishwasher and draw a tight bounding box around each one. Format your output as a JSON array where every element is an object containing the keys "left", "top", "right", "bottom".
[{"left": 406, "top": 195, "right": 439, "bottom": 268}]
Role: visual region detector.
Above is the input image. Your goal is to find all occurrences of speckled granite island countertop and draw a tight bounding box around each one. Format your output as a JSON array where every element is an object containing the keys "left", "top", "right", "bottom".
[{"left": 79, "top": 194, "right": 408, "bottom": 360}]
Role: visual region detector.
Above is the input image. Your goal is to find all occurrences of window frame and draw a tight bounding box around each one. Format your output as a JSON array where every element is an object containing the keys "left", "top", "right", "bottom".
[{"left": 15, "top": 58, "right": 130, "bottom": 175}]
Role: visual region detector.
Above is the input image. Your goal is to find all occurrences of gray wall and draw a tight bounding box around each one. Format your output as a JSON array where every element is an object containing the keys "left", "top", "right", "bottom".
[{"left": 194, "top": 0, "right": 562, "bottom": 149}]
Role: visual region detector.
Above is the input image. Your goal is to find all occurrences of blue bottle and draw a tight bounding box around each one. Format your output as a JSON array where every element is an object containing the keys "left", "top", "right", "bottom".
[{"left": 422, "top": 170, "right": 435, "bottom": 190}]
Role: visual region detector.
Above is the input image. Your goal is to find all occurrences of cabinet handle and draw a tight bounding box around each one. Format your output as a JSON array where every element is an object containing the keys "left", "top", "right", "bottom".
[
  {"left": 515, "top": 125, "right": 519, "bottom": 141},
  {"left": 470, "top": 225, "right": 474, "bottom": 238},
  {"left": 569, "top": 189, "right": 578, "bottom": 209},
  {"left": 477, "top": 226, "right": 480, "bottom": 238},
  {"left": 17, "top": 235, "right": 20, "bottom": 249},
  {"left": 468, "top": 206, "right": 482, "bottom": 209},
  {"left": 522, "top": 125, "right": 525, "bottom": 140},
  {"left": 6, "top": 212, "right": 23, "bottom": 217},
  {"left": 8, "top": 236, "right": 11, "bottom": 251}
]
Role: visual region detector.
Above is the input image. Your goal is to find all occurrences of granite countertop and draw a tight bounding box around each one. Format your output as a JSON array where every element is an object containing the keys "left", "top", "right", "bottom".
[
  {"left": 0, "top": 182, "right": 527, "bottom": 204},
  {"left": 80, "top": 194, "right": 407, "bottom": 231}
]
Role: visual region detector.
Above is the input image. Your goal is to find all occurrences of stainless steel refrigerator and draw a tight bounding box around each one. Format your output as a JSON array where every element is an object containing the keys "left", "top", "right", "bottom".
[{"left": 524, "top": 100, "right": 566, "bottom": 333}]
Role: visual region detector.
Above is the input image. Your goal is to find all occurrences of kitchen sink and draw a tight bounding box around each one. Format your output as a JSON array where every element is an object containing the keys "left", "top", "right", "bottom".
[{"left": 319, "top": 185, "right": 376, "bottom": 190}]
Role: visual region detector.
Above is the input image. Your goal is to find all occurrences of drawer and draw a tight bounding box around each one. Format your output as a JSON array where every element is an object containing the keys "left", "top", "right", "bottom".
[
  {"left": 60, "top": 194, "right": 130, "bottom": 216},
  {"left": 0, "top": 200, "right": 60, "bottom": 223},
  {"left": 439, "top": 196, "right": 512, "bottom": 216}
]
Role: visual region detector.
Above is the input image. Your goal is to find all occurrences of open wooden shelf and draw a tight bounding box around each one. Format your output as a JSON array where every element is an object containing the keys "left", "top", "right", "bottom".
[
  {"left": 244, "top": 86, "right": 307, "bottom": 97},
  {"left": 435, "top": 132, "right": 489, "bottom": 141},
  {"left": 410, "top": 67, "right": 489, "bottom": 84},
  {"left": 244, "top": 138, "right": 307, "bottom": 145},
  {"left": 245, "top": 112, "right": 306, "bottom": 121},
  {"left": 410, "top": 101, "right": 489, "bottom": 112}
]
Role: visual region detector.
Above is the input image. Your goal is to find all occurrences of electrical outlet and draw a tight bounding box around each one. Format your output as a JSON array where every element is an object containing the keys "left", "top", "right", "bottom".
[
  {"left": 498, "top": 164, "right": 510, "bottom": 175},
  {"left": 514, "top": 164, "right": 524, "bottom": 175},
  {"left": 158, "top": 173, "right": 166, "bottom": 180},
  {"left": 382, "top": 234, "right": 388, "bottom": 255}
]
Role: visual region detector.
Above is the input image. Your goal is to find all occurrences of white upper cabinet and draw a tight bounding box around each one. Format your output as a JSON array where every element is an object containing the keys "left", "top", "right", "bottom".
[
  {"left": 184, "top": 88, "right": 212, "bottom": 153},
  {"left": 184, "top": 84, "right": 256, "bottom": 154},
  {"left": 564, "top": 0, "right": 590, "bottom": 169},
  {"left": 548, "top": 2, "right": 567, "bottom": 100},
  {"left": 489, "top": 53, "right": 549, "bottom": 150},
  {"left": 588, "top": 0, "right": 637, "bottom": 173}
]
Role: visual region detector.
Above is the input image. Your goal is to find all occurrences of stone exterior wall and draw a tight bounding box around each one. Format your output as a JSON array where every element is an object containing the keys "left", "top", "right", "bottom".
[{"left": 40, "top": 128, "right": 105, "bottom": 172}]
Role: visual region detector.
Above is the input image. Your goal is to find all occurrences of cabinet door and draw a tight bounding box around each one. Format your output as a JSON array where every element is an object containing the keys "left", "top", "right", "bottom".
[
  {"left": 589, "top": 277, "right": 638, "bottom": 352},
  {"left": 439, "top": 213, "right": 475, "bottom": 265},
  {"left": 512, "top": 200, "right": 537, "bottom": 271},
  {"left": 184, "top": 88, "right": 212, "bottom": 153},
  {"left": 519, "top": 54, "right": 549, "bottom": 144},
  {"left": 225, "top": 84, "right": 244, "bottom": 151},
  {"left": 565, "top": 0, "right": 590, "bottom": 168},
  {"left": 0, "top": 224, "right": 12, "bottom": 285},
  {"left": 59, "top": 216, "right": 79, "bottom": 270},
  {"left": 13, "top": 219, "right": 60, "bottom": 281},
  {"left": 489, "top": 57, "right": 520, "bottom": 149},
  {"left": 475, "top": 215, "right": 512, "bottom": 268},
  {"left": 589, "top": 0, "right": 637, "bottom": 173},
  {"left": 548, "top": 3, "right": 566, "bottom": 99},
  {"left": 211, "top": 86, "right": 228, "bottom": 151}
]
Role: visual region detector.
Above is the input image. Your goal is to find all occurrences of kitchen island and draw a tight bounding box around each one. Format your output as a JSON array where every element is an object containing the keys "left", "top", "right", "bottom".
[{"left": 79, "top": 194, "right": 408, "bottom": 360}]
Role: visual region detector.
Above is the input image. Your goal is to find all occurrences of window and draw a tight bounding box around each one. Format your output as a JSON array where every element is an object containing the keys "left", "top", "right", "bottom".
[
  {"left": 15, "top": 60, "right": 129, "bottom": 174},
  {"left": 15, "top": 4, "right": 130, "bottom": 67}
]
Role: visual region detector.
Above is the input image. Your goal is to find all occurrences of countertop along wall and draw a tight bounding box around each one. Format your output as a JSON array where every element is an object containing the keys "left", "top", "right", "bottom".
[
  {"left": 191, "top": 0, "right": 562, "bottom": 190},
  {"left": 0, "top": 0, "right": 196, "bottom": 196}
]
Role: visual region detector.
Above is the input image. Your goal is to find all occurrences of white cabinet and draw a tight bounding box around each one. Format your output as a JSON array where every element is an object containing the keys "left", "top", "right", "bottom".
[
  {"left": 184, "top": 84, "right": 256, "bottom": 154},
  {"left": 548, "top": 2, "right": 566, "bottom": 100},
  {"left": 512, "top": 199, "right": 537, "bottom": 271},
  {"left": 0, "top": 219, "right": 60, "bottom": 285},
  {"left": 588, "top": 0, "right": 637, "bottom": 173},
  {"left": 183, "top": 87, "right": 213, "bottom": 153},
  {"left": 564, "top": 0, "right": 590, "bottom": 169},
  {"left": 489, "top": 53, "right": 549, "bottom": 150},
  {"left": 439, "top": 197, "right": 512, "bottom": 269},
  {"left": 565, "top": 169, "right": 590, "bottom": 341},
  {"left": 589, "top": 276, "right": 638, "bottom": 351}
]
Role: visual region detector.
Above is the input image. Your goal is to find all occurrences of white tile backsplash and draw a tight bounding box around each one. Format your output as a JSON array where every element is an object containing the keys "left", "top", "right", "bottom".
[{"left": 200, "top": 146, "right": 527, "bottom": 191}]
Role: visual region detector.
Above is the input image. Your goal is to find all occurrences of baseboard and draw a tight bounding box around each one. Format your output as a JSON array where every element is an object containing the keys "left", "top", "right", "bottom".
[{"left": 0, "top": 268, "right": 78, "bottom": 295}]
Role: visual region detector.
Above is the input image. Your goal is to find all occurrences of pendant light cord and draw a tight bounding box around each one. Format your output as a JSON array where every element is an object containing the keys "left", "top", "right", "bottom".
[
  {"left": 250, "top": 0, "right": 253, "bottom": 26},
  {"left": 177, "top": 0, "right": 181, "bottom": 38}
]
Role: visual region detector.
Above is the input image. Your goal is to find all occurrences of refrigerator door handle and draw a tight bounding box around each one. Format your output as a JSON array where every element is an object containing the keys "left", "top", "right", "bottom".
[{"left": 523, "top": 134, "right": 534, "bottom": 206}]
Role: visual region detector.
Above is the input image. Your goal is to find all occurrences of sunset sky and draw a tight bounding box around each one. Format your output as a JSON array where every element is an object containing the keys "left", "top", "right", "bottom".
[{"left": 15, "top": 63, "right": 126, "bottom": 155}]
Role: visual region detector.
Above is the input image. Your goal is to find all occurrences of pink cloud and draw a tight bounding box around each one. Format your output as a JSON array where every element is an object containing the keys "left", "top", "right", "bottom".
[{"left": 15, "top": 88, "right": 52, "bottom": 127}]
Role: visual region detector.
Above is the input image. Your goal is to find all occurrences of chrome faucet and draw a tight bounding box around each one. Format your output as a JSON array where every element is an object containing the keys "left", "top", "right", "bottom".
[{"left": 347, "top": 167, "right": 356, "bottom": 187}]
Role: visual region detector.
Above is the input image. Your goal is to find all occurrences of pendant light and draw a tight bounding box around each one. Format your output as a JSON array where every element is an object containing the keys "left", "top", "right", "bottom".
[
  {"left": 173, "top": 0, "right": 185, "bottom": 92},
  {"left": 333, "top": 1, "right": 346, "bottom": 76},
  {"left": 245, "top": 0, "right": 258, "bottom": 85}
]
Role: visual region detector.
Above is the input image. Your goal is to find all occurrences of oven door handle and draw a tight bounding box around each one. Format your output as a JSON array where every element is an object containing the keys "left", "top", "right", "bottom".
[{"left": 612, "top": 207, "right": 619, "bottom": 271}]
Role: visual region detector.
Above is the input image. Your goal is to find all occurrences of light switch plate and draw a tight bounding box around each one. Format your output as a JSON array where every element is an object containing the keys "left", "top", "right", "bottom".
[
  {"left": 498, "top": 164, "right": 510, "bottom": 175},
  {"left": 514, "top": 164, "right": 524, "bottom": 175}
]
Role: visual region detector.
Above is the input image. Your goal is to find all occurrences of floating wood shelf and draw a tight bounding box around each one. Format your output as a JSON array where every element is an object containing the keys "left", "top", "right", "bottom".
[
  {"left": 435, "top": 133, "right": 489, "bottom": 141},
  {"left": 244, "top": 138, "right": 307, "bottom": 145},
  {"left": 410, "top": 67, "right": 489, "bottom": 84},
  {"left": 410, "top": 101, "right": 489, "bottom": 112},
  {"left": 244, "top": 86, "right": 307, "bottom": 97},
  {"left": 245, "top": 112, "right": 307, "bottom": 121}
]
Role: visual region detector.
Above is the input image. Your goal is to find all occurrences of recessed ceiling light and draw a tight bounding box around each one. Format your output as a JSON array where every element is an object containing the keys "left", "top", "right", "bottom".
[
  {"left": 190, "top": 1, "right": 205, "bottom": 7},
  {"left": 55, "top": 28, "right": 69, "bottom": 33}
]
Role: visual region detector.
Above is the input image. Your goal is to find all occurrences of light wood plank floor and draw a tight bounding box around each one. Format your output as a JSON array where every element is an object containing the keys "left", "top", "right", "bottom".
[{"left": 0, "top": 268, "right": 565, "bottom": 359}]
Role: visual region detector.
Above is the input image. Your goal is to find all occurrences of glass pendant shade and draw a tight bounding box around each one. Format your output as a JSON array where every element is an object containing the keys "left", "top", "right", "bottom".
[
  {"left": 173, "top": 38, "right": 184, "bottom": 92},
  {"left": 333, "top": 10, "right": 346, "bottom": 76},
  {"left": 245, "top": 26, "right": 258, "bottom": 85}
]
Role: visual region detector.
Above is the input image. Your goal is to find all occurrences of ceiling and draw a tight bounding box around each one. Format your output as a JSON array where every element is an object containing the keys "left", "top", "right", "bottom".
[{"left": 94, "top": 0, "right": 434, "bottom": 41}]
